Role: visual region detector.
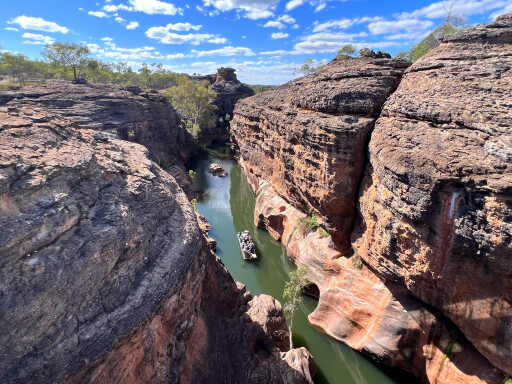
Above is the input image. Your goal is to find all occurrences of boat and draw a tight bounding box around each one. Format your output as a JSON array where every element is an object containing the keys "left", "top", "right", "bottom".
[{"left": 237, "top": 230, "right": 258, "bottom": 260}]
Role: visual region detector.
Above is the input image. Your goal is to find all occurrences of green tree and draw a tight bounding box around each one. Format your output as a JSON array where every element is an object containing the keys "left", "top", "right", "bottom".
[
  {"left": 293, "top": 58, "right": 325, "bottom": 76},
  {"left": 163, "top": 76, "right": 217, "bottom": 139},
  {"left": 335, "top": 44, "right": 356, "bottom": 59},
  {"left": 41, "top": 42, "right": 91, "bottom": 82},
  {"left": 0, "top": 52, "right": 32, "bottom": 86},
  {"left": 283, "top": 266, "right": 310, "bottom": 348}
]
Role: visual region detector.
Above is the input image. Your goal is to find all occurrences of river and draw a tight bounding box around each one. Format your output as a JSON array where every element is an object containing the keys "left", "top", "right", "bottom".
[{"left": 187, "top": 142, "right": 400, "bottom": 384}]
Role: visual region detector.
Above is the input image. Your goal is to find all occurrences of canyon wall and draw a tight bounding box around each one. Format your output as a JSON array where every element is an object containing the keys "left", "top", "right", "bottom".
[
  {"left": 0, "top": 94, "right": 314, "bottom": 382},
  {"left": 0, "top": 80, "right": 190, "bottom": 163},
  {"left": 231, "top": 12, "right": 512, "bottom": 384}
]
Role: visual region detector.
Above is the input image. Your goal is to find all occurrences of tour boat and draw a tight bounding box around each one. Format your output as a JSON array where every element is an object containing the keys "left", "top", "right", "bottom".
[{"left": 237, "top": 231, "right": 257, "bottom": 260}]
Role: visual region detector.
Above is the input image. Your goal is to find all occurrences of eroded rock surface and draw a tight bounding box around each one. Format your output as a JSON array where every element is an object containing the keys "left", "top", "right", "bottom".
[
  {"left": 0, "top": 80, "right": 190, "bottom": 162},
  {"left": 247, "top": 167, "right": 503, "bottom": 384},
  {"left": 0, "top": 104, "right": 314, "bottom": 383},
  {"left": 353, "top": 12, "right": 512, "bottom": 375},
  {"left": 200, "top": 68, "right": 255, "bottom": 144},
  {"left": 231, "top": 57, "right": 410, "bottom": 251}
]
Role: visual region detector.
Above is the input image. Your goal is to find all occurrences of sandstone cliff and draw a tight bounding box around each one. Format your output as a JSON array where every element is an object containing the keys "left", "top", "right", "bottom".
[
  {"left": 231, "top": 57, "right": 409, "bottom": 252},
  {"left": 196, "top": 68, "right": 255, "bottom": 144},
  {"left": 352, "top": 12, "right": 512, "bottom": 376},
  {"left": 0, "top": 80, "right": 190, "bottom": 163},
  {"left": 231, "top": 12, "right": 512, "bottom": 384},
  {"left": 0, "top": 99, "right": 314, "bottom": 382}
]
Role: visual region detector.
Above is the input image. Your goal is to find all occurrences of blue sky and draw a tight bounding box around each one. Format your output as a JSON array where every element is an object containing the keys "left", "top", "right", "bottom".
[{"left": 1, "top": 0, "right": 511, "bottom": 84}]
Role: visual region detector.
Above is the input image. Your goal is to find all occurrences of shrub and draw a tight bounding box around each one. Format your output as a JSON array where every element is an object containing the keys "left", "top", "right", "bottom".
[
  {"left": 353, "top": 255, "right": 363, "bottom": 270},
  {"left": 317, "top": 227, "right": 330, "bottom": 237},
  {"left": 297, "top": 214, "right": 319, "bottom": 234}
]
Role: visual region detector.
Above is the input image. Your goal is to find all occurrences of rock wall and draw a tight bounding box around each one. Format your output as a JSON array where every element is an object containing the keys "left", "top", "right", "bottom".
[
  {"left": 199, "top": 68, "right": 255, "bottom": 144},
  {"left": 352, "top": 12, "right": 512, "bottom": 376},
  {"left": 0, "top": 100, "right": 314, "bottom": 382},
  {"left": 230, "top": 57, "right": 409, "bottom": 251},
  {"left": 0, "top": 80, "right": 191, "bottom": 162},
  {"left": 231, "top": 12, "right": 512, "bottom": 383}
]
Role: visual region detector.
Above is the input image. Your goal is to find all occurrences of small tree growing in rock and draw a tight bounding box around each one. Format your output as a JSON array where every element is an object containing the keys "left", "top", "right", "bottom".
[
  {"left": 335, "top": 44, "right": 356, "bottom": 59},
  {"left": 283, "top": 266, "right": 310, "bottom": 348}
]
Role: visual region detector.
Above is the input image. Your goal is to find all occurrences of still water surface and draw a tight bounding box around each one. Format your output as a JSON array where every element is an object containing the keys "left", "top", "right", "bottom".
[{"left": 187, "top": 143, "right": 398, "bottom": 384}]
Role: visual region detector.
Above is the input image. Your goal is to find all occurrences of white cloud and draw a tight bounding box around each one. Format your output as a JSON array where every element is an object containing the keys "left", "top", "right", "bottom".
[
  {"left": 146, "top": 25, "right": 225, "bottom": 45},
  {"left": 78, "top": 7, "right": 85, "bottom": 11},
  {"left": 314, "top": 3, "right": 326, "bottom": 12},
  {"left": 129, "top": 0, "right": 181, "bottom": 15},
  {"left": 271, "top": 32, "right": 289, "bottom": 39},
  {"left": 164, "top": 22, "right": 202, "bottom": 31},
  {"left": 88, "top": 41, "right": 167, "bottom": 61},
  {"left": 490, "top": 3, "right": 512, "bottom": 19},
  {"left": 126, "top": 21, "right": 139, "bottom": 29},
  {"left": 192, "top": 45, "right": 255, "bottom": 57},
  {"left": 264, "top": 20, "right": 285, "bottom": 29},
  {"left": 398, "top": 0, "right": 510, "bottom": 20},
  {"left": 368, "top": 19, "right": 434, "bottom": 34},
  {"left": 115, "top": 16, "right": 126, "bottom": 23},
  {"left": 101, "top": 37, "right": 114, "bottom": 41},
  {"left": 313, "top": 19, "right": 354, "bottom": 32},
  {"left": 9, "top": 15, "right": 68, "bottom": 33},
  {"left": 21, "top": 32, "right": 55, "bottom": 45},
  {"left": 88, "top": 10, "right": 109, "bottom": 18},
  {"left": 285, "top": 0, "right": 305, "bottom": 11},
  {"left": 202, "top": 0, "right": 277, "bottom": 19},
  {"left": 5, "top": 27, "right": 19, "bottom": 32}
]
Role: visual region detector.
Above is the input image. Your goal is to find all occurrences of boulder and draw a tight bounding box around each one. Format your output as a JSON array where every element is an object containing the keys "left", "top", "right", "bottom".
[{"left": 208, "top": 163, "right": 228, "bottom": 177}]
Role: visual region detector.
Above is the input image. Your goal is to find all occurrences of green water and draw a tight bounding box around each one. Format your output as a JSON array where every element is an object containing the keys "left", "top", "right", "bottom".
[{"left": 187, "top": 142, "right": 398, "bottom": 384}]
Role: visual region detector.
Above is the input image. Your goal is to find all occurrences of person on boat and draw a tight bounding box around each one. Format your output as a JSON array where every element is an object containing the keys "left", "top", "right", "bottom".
[{"left": 249, "top": 243, "right": 255, "bottom": 253}]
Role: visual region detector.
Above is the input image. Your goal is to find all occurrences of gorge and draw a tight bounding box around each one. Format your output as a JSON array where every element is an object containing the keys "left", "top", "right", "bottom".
[
  {"left": 231, "top": 12, "right": 512, "bottom": 384},
  {"left": 0, "top": 10, "right": 511, "bottom": 384}
]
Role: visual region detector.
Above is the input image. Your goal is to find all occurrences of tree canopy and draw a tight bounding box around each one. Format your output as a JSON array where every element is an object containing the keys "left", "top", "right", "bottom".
[
  {"left": 42, "top": 42, "right": 91, "bottom": 82},
  {"left": 163, "top": 76, "right": 217, "bottom": 140},
  {"left": 283, "top": 266, "right": 310, "bottom": 348}
]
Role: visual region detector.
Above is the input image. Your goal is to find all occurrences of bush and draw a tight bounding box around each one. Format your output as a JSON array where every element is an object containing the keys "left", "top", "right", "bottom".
[
  {"left": 317, "top": 227, "right": 330, "bottom": 237},
  {"left": 297, "top": 214, "right": 319, "bottom": 234},
  {"left": 353, "top": 255, "right": 363, "bottom": 270}
]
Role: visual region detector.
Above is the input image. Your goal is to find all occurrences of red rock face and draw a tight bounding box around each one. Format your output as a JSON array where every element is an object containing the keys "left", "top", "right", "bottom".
[
  {"left": 232, "top": 12, "right": 512, "bottom": 383},
  {"left": 249, "top": 172, "right": 502, "bottom": 384},
  {"left": 231, "top": 57, "right": 410, "bottom": 252},
  {"left": 352, "top": 13, "right": 512, "bottom": 376},
  {"left": 0, "top": 102, "right": 314, "bottom": 383}
]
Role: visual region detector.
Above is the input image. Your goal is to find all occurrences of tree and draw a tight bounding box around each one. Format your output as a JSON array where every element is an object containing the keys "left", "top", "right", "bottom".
[
  {"left": 335, "top": 44, "right": 356, "bottom": 59},
  {"left": 283, "top": 266, "right": 310, "bottom": 348},
  {"left": 0, "top": 52, "right": 32, "bottom": 86},
  {"left": 293, "top": 58, "right": 325, "bottom": 76},
  {"left": 41, "top": 42, "right": 91, "bottom": 82},
  {"left": 163, "top": 76, "right": 217, "bottom": 139}
]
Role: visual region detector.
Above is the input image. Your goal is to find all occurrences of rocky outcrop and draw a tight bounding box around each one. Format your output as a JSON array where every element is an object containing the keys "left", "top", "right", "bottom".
[
  {"left": 208, "top": 163, "right": 228, "bottom": 177},
  {"left": 231, "top": 12, "right": 512, "bottom": 383},
  {"left": 230, "top": 57, "right": 409, "bottom": 252},
  {"left": 0, "top": 102, "right": 314, "bottom": 383},
  {"left": 352, "top": 12, "right": 512, "bottom": 376},
  {"left": 200, "top": 68, "right": 255, "bottom": 144},
  {"left": 247, "top": 165, "right": 503, "bottom": 384},
  {"left": 0, "top": 80, "right": 191, "bottom": 162}
]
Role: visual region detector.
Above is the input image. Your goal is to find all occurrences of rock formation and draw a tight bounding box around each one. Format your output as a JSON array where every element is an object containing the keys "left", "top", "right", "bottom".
[
  {"left": 231, "top": 12, "right": 512, "bottom": 384},
  {"left": 0, "top": 80, "right": 190, "bottom": 163},
  {"left": 352, "top": 12, "right": 512, "bottom": 376},
  {"left": 231, "top": 57, "right": 410, "bottom": 252},
  {"left": 198, "top": 68, "right": 255, "bottom": 144},
  {"left": 208, "top": 163, "right": 228, "bottom": 177},
  {"left": 0, "top": 97, "right": 314, "bottom": 382}
]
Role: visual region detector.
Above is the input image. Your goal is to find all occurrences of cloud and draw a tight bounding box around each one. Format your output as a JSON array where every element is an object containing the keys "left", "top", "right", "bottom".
[
  {"left": 202, "top": 0, "right": 277, "bottom": 19},
  {"left": 21, "top": 32, "right": 55, "bottom": 45},
  {"left": 313, "top": 19, "right": 354, "bottom": 32},
  {"left": 398, "top": 0, "right": 510, "bottom": 20},
  {"left": 103, "top": 0, "right": 181, "bottom": 15},
  {"left": 271, "top": 32, "right": 289, "bottom": 39},
  {"left": 9, "top": 15, "right": 68, "bottom": 33},
  {"left": 192, "top": 45, "right": 255, "bottom": 57},
  {"left": 5, "top": 27, "right": 19, "bottom": 32},
  {"left": 285, "top": 0, "right": 306, "bottom": 11},
  {"left": 88, "top": 11, "right": 109, "bottom": 18},
  {"left": 164, "top": 22, "right": 202, "bottom": 31},
  {"left": 291, "top": 31, "right": 375, "bottom": 54},
  {"left": 88, "top": 41, "right": 169, "bottom": 61},
  {"left": 368, "top": 19, "right": 434, "bottom": 34},
  {"left": 101, "top": 37, "right": 114, "bottom": 41},
  {"left": 126, "top": 21, "right": 139, "bottom": 29},
  {"left": 264, "top": 21, "right": 286, "bottom": 29},
  {"left": 314, "top": 3, "right": 326, "bottom": 12},
  {"left": 264, "top": 14, "right": 296, "bottom": 29},
  {"left": 146, "top": 25, "right": 225, "bottom": 44}
]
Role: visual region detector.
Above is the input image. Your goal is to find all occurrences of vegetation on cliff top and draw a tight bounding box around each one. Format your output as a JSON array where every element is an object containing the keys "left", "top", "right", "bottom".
[{"left": 283, "top": 266, "right": 310, "bottom": 349}]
